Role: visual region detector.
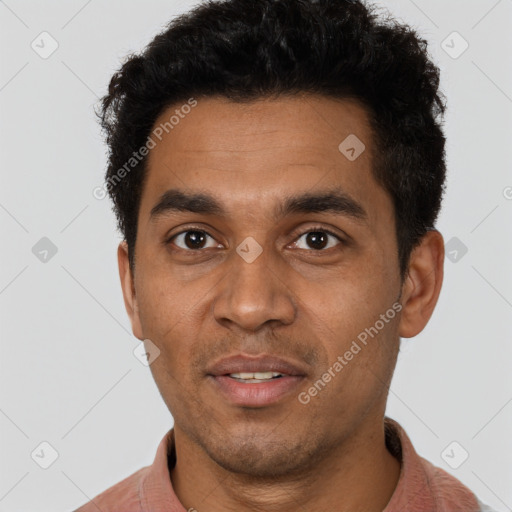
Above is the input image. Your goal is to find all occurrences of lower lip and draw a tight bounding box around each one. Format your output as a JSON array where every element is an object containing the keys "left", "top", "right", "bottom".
[{"left": 209, "top": 375, "right": 305, "bottom": 407}]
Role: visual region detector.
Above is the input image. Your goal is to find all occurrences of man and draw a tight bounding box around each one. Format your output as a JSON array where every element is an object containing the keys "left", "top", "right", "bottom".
[{"left": 75, "top": 0, "right": 497, "bottom": 510}]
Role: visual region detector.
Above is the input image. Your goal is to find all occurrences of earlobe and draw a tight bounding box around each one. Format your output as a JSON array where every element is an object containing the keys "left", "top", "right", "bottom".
[
  {"left": 117, "top": 241, "right": 144, "bottom": 340},
  {"left": 398, "top": 230, "right": 445, "bottom": 338}
]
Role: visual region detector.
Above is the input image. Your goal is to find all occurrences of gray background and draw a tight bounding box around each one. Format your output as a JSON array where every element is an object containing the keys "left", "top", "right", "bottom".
[{"left": 0, "top": 0, "right": 511, "bottom": 510}]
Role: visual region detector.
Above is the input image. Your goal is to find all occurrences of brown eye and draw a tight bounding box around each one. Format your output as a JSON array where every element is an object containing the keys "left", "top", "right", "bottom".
[
  {"left": 294, "top": 230, "right": 342, "bottom": 251},
  {"left": 170, "top": 230, "right": 218, "bottom": 250}
]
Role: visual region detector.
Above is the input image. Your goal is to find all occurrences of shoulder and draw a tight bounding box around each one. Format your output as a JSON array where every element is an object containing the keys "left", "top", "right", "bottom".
[
  {"left": 420, "top": 456, "right": 499, "bottom": 512},
  {"left": 72, "top": 466, "right": 149, "bottom": 511},
  {"left": 384, "top": 418, "right": 498, "bottom": 512}
]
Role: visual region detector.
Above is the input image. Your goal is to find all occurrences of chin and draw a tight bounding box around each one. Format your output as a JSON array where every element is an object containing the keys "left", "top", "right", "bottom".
[{"left": 201, "top": 433, "right": 327, "bottom": 479}]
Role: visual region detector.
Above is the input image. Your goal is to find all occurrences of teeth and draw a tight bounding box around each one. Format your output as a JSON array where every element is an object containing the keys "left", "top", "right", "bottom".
[{"left": 229, "top": 371, "right": 283, "bottom": 380}]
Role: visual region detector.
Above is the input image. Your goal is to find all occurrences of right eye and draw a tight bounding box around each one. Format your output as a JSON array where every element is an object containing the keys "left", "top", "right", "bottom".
[{"left": 167, "top": 229, "right": 222, "bottom": 251}]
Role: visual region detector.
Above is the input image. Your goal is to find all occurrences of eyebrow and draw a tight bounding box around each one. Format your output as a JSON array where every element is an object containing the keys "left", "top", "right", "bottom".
[{"left": 149, "top": 187, "right": 368, "bottom": 224}]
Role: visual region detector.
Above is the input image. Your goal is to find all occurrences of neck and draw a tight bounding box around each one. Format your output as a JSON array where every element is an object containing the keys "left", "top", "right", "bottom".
[{"left": 169, "top": 416, "right": 401, "bottom": 512}]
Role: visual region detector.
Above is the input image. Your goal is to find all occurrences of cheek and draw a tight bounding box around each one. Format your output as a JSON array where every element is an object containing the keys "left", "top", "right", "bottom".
[
  {"left": 314, "top": 266, "right": 400, "bottom": 375},
  {"left": 135, "top": 267, "right": 214, "bottom": 376},
  {"left": 317, "top": 275, "right": 390, "bottom": 334},
  {"left": 313, "top": 304, "right": 399, "bottom": 420},
  {"left": 135, "top": 267, "right": 198, "bottom": 337}
]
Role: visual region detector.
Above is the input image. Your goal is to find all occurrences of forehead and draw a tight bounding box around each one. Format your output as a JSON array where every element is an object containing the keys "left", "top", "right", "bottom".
[{"left": 140, "top": 95, "right": 391, "bottom": 226}]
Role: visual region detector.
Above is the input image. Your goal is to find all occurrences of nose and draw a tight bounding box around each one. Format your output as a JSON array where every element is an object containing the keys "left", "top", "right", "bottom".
[{"left": 212, "top": 244, "right": 297, "bottom": 332}]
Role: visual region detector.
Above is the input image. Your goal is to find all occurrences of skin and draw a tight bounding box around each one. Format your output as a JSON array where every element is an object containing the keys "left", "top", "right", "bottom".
[{"left": 118, "top": 94, "right": 445, "bottom": 511}]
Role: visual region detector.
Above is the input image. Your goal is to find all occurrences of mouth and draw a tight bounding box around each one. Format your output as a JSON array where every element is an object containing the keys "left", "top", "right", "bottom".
[
  {"left": 227, "top": 371, "right": 286, "bottom": 383},
  {"left": 206, "top": 354, "right": 308, "bottom": 407}
]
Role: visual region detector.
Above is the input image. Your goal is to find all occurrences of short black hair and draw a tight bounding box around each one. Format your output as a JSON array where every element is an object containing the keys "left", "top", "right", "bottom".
[{"left": 98, "top": 0, "right": 447, "bottom": 281}]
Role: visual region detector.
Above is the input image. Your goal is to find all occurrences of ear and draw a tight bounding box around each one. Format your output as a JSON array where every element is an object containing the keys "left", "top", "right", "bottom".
[
  {"left": 398, "top": 229, "right": 445, "bottom": 338},
  {"left": 118, "top": 241, "right": 144, "bottom": 340}
]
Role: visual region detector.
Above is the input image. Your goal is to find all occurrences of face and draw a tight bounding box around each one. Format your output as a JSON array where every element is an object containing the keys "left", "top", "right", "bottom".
[{"left": 119, "top": 94, "right": 411, "bottom": 477}]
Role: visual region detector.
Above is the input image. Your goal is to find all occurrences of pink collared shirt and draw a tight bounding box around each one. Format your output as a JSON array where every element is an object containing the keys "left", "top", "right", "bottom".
[{"left": 73, "top": 418, "right": 491, "bottom": 511}]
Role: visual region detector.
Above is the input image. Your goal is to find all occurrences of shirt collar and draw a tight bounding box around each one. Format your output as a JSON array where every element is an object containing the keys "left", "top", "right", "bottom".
[{"left": 383, "top": 417, "right": 479, "bottom": 512}]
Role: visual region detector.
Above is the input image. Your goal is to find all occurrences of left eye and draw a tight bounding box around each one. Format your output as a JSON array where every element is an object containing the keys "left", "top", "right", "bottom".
[{"left": 293, "top": 230, "right": 342, "bottom": 251}]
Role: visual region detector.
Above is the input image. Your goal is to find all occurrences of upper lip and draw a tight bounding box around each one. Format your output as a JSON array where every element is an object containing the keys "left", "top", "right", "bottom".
[{"left": 206, "top": 354, "right": 308, "bottom": 377}]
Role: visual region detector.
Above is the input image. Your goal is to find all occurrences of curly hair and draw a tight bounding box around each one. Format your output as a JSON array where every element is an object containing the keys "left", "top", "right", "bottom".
[{"left": 98, "top": 0, "right": 447, "bottom": 281}]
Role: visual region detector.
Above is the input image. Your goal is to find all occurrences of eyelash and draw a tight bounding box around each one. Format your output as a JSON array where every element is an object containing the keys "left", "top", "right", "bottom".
[{"left": 165, "top": 225, "right": 345, "bottom": 252}]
